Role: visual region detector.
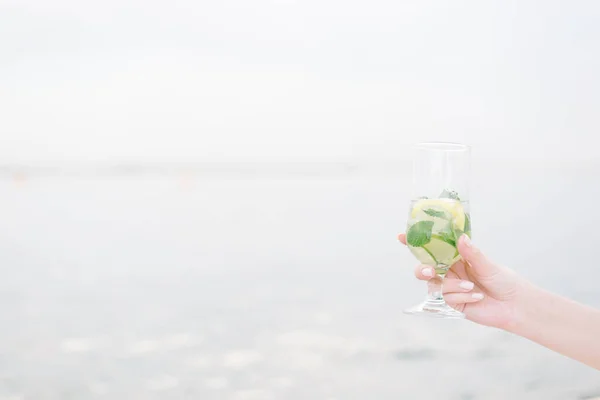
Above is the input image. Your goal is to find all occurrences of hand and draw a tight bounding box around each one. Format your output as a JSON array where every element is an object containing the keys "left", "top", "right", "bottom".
[{"left": 398, "top": 234, "right": 522, "bottom": 329}]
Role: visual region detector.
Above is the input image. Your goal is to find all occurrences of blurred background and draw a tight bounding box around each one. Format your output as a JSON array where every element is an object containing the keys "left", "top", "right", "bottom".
[{"left": 1, "top": 0, "right": 600, "bottom": 399}]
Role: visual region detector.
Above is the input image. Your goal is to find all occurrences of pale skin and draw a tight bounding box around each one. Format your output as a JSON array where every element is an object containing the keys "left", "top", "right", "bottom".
[{"left": 398, "top": 233, "right": 600, "bottom": 370}]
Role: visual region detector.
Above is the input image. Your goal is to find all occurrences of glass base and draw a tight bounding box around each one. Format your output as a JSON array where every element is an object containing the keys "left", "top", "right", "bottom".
[{"left": 403, "top": 299, "right": 465, "bottom": 319}]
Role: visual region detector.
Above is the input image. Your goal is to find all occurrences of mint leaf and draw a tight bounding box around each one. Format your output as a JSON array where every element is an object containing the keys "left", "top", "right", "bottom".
[
  {"left": 435, "top": 232, "right": 456, "bottom": 247},
  {"left": 423, "top": 209, "right": 448, "bottom": 219},
  {"left": 406, "top": 221, "right": 434, "bottom": 247},
  {"left": 439, "top": 189, "right": 460, "bottom": 200},
  {"left": 434, "top": 222, "right": 457, "bottom": 247},
  {"left": 464, "top": 213, "right": 471, "bottom": 236},
  {"left": 453, "top": 228, "right": 464, "bottom": 243}
]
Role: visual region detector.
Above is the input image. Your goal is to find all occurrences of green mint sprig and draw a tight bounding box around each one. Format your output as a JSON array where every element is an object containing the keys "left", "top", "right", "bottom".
[
  {"left": 407, "top": 190, "right": 470, "bottom": 249},
  {"left": 439, "top": 189, "right": 460, "bottom": 200},
  {"left": 422, "top": 209, "right": 447, "bottom": 218},
  {"left": 406, "top": 220, "right": 434, "bottom": 247}
]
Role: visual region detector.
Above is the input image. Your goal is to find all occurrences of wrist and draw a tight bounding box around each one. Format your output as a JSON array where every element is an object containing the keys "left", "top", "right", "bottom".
[{"left": 502, "top": 278, "right": 543, "bottom": 335}]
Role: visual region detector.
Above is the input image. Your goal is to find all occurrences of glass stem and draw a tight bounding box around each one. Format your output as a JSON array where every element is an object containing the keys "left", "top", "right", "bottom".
[{"left": 427, "top": 274, "right": 444, "bottom": 302}]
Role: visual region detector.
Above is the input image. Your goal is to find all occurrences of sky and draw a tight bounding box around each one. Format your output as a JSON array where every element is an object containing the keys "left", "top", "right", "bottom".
[{"left": 1, "top": 0, "right": 599, "bottom": 163}]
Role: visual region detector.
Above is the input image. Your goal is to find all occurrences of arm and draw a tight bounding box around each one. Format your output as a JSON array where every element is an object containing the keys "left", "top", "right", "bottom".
[
  {"left": 508, "top": 281, "right": 600, "bottom": 370},
  {"left": 400, "top": 233, "right": 600, "bottom": 370}
]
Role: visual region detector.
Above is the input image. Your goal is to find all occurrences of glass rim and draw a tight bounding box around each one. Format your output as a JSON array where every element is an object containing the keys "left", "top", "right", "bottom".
[{"left": 413, "top": 142, "right": 470, "bottom": 152}]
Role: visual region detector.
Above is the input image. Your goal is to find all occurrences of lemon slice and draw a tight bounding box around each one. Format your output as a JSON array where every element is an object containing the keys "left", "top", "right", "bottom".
[{"left": 411, "top": 198, "right": 466, "bottom": 231}]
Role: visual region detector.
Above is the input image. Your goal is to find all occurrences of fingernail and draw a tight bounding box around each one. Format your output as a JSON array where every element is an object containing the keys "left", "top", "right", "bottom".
[
  {"left": 459, "top": 281, "right": 474, "bottom": 290},
  {"left": 472, "top": 293, "right": 484, "bottom": 300},
  {"left": 422, "top": 268, "right": 434, "bottom": 277},
  {"left": 462, "top": 234, "right": 472, "bottom": 248}
]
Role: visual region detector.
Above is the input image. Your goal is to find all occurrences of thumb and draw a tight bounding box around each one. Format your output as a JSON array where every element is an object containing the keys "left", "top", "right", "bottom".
[{"left": 458, "top": 235, "right": 500, "bottom": 278}]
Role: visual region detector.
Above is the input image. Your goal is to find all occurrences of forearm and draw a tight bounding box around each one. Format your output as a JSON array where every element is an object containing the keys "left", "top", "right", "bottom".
[{"left": 506, "top": 281, "right": 600, "bottom": 369}]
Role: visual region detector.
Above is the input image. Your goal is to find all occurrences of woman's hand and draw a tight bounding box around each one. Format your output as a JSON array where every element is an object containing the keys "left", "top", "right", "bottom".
[
  {"left": 398, "top": 234, "right": 522, "bottom": 329},
  {"left": 400, "top": 233, "right": 600, "bottom": 370}
]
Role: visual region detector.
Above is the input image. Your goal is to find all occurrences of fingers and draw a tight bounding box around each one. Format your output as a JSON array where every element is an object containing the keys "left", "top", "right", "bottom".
[
  {"left": 413, "top": 265, "right": 465, "bottom": 284},
  {"left": 414, "top": 264, "right": 435, "bottom": 280},
  {"left": 414, "top": 266, "right": 475, "bottom": 291},
  {"left": 444, "top": 292, "right": 484, "bottom": 305},
  {"left": 403, "top": 234, "right": 489, "bottom": 309},
  {"left": 442, "top": 278, "right": 476, "bottom": 293},
  {"left": 398, "top": 233, "right": 406, "bottom": 245},
  {"left": 457, "top": 235, "right": 501, "bottom": 278}
]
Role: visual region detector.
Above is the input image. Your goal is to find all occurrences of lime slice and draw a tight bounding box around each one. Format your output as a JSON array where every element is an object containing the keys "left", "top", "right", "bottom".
[
  {"left": 424, "top": 237, "right": 461, "bottom": 266},
  {"left": 408, "top": 245, "right": 436, "bottom": 266},
  {"left": 411, "top": 198, "right": 466, "bottom": 231},
  {"left": 408, "top": 237, "right": 459, "bottom": 266}
]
